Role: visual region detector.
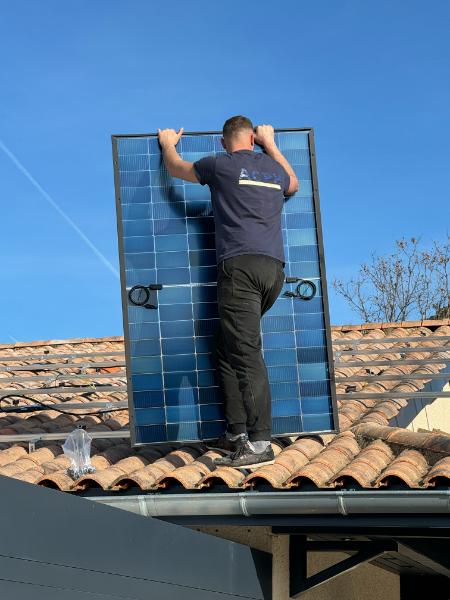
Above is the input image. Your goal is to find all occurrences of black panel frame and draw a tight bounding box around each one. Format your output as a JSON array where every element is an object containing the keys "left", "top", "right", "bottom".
[{"left": 112, "top": 128, "right": 339, "bottom": 446}]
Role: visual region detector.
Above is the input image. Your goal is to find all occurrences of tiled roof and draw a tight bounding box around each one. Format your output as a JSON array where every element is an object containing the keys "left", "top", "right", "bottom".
[{"left": 0, "top": 320, "right": 449, "bottom": 493}]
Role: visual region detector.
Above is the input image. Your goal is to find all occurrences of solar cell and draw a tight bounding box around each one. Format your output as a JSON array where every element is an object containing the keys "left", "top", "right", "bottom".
[{"left": 112, "top": 129, "right": 338, "bottom": 445}]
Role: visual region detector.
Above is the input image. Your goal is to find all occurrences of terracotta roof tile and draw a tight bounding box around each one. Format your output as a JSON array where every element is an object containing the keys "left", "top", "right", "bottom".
[
  {"left": 0, "top": 320, "right": 449, "bottom": 494},
  {"left": 0, "top": 445, "right": 27, "bottom": 466},
  {"left": 375, "top": 449, "right": 429, "bottom": 488},
  {"left": 242, "top": 438, "right": 324, "bottom": 488},
  {"left": 423, "top": 457, "right": 450, "bottom": 487},
  {"left": 200, "top": 466, "right": 246, "bottom": 489},
  {"left": 156, "top": 450, "right": 222, "bottom": 489},
  {"left": 331, "top": 440, "right": 394, "bottom": 488},
  {"left": 286, "top": 432, "right": 360, "bottom": 488}
]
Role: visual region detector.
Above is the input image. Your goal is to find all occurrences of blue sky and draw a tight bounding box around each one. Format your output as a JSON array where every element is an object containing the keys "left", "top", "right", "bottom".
[{"left": 1, "top": 0, "right": 449, "bottom": 344}]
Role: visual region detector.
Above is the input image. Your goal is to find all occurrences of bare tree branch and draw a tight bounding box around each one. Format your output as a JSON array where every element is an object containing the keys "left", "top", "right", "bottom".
[{"left": 332, "top": 236, "right": 450, "bottom": 323}]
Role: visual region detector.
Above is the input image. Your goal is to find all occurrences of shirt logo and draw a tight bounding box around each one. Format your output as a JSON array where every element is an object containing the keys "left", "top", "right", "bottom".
[{"left": 238, "top": 168, "right": 282, "bottom": 190}]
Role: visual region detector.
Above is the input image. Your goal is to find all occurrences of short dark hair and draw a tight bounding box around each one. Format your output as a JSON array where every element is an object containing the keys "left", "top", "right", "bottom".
[{"left": 222, "top": 115, "right": 253, "bottom": 140}]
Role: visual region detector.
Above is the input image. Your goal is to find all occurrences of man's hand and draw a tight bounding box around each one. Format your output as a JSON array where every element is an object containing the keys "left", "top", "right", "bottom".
[
  {"left": 158, "top": 127, "right": 184, "bottom": 149},
  {"left": 255, "top": 124, "right": 299, "bottom": 196},
  {"left": 254, "top": 124, "right": 276, "bottom": 149},
  {"left": 157, "top": 126, "right": 198, "bottom": 183}
]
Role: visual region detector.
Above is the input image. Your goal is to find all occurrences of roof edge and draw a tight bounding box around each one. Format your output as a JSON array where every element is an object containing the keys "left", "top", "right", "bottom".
[{"left": 88, "top": 490, "right": 450, "bottom": 518}]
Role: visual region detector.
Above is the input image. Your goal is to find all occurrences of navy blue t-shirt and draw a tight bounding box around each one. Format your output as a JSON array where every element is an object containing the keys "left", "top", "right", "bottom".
[{"left": 193, "top": 150, "right": 290, "bottom": 265}]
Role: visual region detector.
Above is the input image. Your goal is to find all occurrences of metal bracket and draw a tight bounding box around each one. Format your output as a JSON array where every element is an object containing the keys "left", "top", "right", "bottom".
[
  {"left": 28, "top": 437, "right": 38, "bottom": 453},
  {"left": 289, "top": 536, "right": 397, "bottom": 598}
]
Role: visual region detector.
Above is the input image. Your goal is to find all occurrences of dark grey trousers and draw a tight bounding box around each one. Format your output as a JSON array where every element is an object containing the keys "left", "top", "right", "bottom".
[{"left": 213, "top": 254, "right": 285, "bottom": 441}]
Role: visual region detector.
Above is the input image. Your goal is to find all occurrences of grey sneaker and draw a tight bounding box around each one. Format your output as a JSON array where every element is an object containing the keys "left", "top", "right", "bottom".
[
  {"left": 206, "top": 434, "right": 245, "bottom": 454},
  {"left": 214, "top": 441, "right": 275, "bottom": 468}
]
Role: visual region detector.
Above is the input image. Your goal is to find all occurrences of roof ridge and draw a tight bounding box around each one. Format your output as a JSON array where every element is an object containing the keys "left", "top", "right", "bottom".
[
  {"left": 0, "top": 336, "right": 125, "bottom": 350},
  {"left": 2, "top": 318, "right": 449, "bottom": 349},
  {"left": 352, "top": 423, "right": 450, "bottom": 456},
  {"left": 331, "top": 318, "right": 450, "bottom": 332}
]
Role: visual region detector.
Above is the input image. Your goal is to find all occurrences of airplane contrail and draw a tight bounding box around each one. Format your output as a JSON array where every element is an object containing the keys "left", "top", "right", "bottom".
[{"left": 0, "top": 139, "right": 119, "bottom": 279}]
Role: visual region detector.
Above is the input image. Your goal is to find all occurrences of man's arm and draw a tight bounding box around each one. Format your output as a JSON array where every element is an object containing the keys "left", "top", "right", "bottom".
[
  {"left": 157, "top": 128, "right": 199, "bottom": 183},
  {"left": 254, "top": 125, "right": 299, "bottom": 196}
]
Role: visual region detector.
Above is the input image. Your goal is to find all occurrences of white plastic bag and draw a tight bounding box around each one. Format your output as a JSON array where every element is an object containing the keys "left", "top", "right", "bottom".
[{"left": 62, "top": 428, "right": 96, "bottom": 479}]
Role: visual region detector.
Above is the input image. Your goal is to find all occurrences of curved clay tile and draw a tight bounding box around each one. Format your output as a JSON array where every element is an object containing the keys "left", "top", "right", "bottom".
[
  {"left": 417, "top": 433, "right": 450, "bottom": 454},
  {"left": 12, "top": 467, "right": 44, "bottom": 484},
  {"left": 338, "top": 414, "right": 354, "bottom": 430},
  {"left": 165, "top": 446, "right": 203, "bottom": 464},
  {"left": 288, "top": 437, "right": 325, "bottom": 460},
  {"left": 90, "top": 455, "right": 112, "bottom": 470},
  {"left": 155, "top": 464, "right": 209, "bottom": 489},
  {"left": 357, "top": 412, "right": 390, "bottom": 427},
  {"left": 112, "top": 455, "right": 149, "bottom": 473},
  {"left": 0, "top": 462, "right": 32, "bottom": 477},
  {"left": 287, "top": 462, "right": 337, "bottom": 488},
  {"left": 410, "top": 364, "right": 441, "bottom": 378},
  {"left": 331, "top": 440, "right": 393, "bottom": 487},
  {"left": 243, "top": 463, "right": 292, "bottom": 488},
  {"left": 391, "top": 380, "right": 424, "bottom": 393},
  {"left": 384, "top": 428, "right": 450, "bottom": 453},
  {"left": 385, "top": 364, "right": 417, "bottom": 377},
  {"left": 375, "top": 449, "right": 428, "bottom": 488},
  {"left": 114, "top": 463, "right": 170, "bottom": 491},
  {"left": 341, "top": 399, "right": 374, "bottom": 415},
  {"left": 385, "top": 427, "right": 442, "bottom": 450},
  {"left": 200, "top": 466, "right": 246, "bottom": 488},
  {"left": 0, "top": 445, "right": 27, "bottom": 467},
  {"left": 360, "top": 381, "right": 389, "bottom": 394},
  {"left": 98, "top": 444, "right": 133, "bottom": 464},
  {"left": 41, "top": 455, "right": 71, "bottom": 475},
  {"left": 156, "top": 450, "right": 222, "bottom": 489},
  {"left": 112, "top": 447, "right": 200, "bottom": 490},
  {"left": 102, "top": 415, "right": 130, "bottom": 431},
  {"left": 96, "top": 456, "right": 165, "bottom": 490},
  {"left": 334, "top": 365, "right": 361, "bottom": 378},
  {"left": 335, "top": 381, "right": 364, "bottom": 393},
  {"left": 28, "top": 444, "right": 63, "bottom": 465},
  {"left": 434, "top": 326, "right": 450, "bottom": 343},
  {"left": 331, "top": 329, "right": 346, "bottom": 340},
  {"left": 37, "top": 471, "right": 75, "bottom": 491},
  {"left": 335, "top": 330, "right": 364, "bottom": 341},
  {"left": 274, "top": 446, "right": 315, "bottom": 473},
  {"left": 287, "top": 432, "right": 360, "bottom": 487},
  {"left": 75, "top": 466, "right": 134, "bottom": 490},
  {"left": 352, "top": 423, "right": 436, "bottom": 449},
  {"left": 357, "top": 399, "right": 406, "bottom": 425},
  {"left": 422, "top": 456, "right": 450, "bottom": 487}
]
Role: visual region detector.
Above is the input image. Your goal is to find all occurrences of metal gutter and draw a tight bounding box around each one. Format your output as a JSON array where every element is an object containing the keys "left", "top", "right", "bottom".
[{"left": 87, "top": 490, "right": 450, "bottom": 518}]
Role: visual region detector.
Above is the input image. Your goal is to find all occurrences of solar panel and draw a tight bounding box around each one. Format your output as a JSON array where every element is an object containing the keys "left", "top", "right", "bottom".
[{"left": 112, "top": 129, "right": 338, "bottom": 445}]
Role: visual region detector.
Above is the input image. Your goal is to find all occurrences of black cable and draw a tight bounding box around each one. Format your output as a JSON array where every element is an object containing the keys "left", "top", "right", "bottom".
[{"left": 0, "top": 393, "right": 126, "bottom": 417}]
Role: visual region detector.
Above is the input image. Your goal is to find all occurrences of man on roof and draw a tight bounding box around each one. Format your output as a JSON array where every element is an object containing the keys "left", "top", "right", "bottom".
[{"left": 158, "top": 116, "right": 299, "bottom": 468}]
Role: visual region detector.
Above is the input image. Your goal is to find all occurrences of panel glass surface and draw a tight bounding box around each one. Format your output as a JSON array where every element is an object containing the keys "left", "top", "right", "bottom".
[{"left": 113, "top": 130, "right": 337, "bottom": 445}]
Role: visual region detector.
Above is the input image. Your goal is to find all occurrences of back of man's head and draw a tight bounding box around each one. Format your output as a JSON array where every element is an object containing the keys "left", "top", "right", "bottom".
[{"left": 222, "top": 115, "right": 253, "bottom": 142}]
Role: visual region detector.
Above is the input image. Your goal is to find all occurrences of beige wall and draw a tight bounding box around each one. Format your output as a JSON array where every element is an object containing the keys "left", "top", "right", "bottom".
[
  {"left": 392, "top": 381, "right": 450, "bottom": 434},
  {"left": 194, "top": 526, "right": 400, "bottom": 600}
]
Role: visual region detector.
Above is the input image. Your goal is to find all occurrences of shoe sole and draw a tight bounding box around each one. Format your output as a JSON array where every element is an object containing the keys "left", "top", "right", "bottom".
[
  {"left": 233, "top": 459, "right": 275, "bottom": 469},
  {"left": 206, "top": 445, "right": 233, "bottom": 454}
]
